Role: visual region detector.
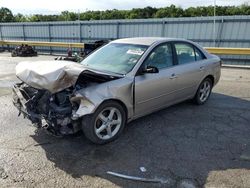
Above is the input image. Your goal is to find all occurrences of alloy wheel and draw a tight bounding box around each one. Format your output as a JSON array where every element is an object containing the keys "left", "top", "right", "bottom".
[
  {"left": 94, "top": 107, "right": 122, "bottom": 140},
  {"left": 199, "top": 80, "right": 211, "bottom": 102}
]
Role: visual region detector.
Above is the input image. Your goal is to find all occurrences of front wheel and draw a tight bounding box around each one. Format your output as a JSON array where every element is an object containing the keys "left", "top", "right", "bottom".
[
  {"left": 193, "top": 78, "right": 212, "bottom": 105},
  {"left": 82, "top": 101, "right": 126, "bottom": 144}
]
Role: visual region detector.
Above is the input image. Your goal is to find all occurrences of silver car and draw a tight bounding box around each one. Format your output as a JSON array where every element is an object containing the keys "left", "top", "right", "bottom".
[{"left": 13, "top": 37, "right": 221, "bottom": 144}]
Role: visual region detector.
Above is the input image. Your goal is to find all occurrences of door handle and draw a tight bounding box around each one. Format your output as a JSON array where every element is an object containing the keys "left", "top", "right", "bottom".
[
  {"left": 199, "top": 66, "right": 205, "bottom": 71},
  {"left": 170, "top": 73, "right": 178, "bottom": 79}
]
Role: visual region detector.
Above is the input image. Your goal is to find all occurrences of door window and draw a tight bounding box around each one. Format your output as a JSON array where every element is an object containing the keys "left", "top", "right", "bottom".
[
  {"left": 194, "top": 47, "right": 206, "bottom": 61},
  {"left": 175, "top": 43, "right": 196, "bottom": 64},
  {"left": 175, "top": 43, "right": 206, "bottom": 64},
  {"left": 144, "top": 43, "right": 173, "bottom": 70}
]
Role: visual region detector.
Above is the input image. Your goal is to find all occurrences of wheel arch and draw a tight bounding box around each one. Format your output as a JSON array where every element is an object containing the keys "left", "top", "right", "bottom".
[
  {"left": 204, "top": 75, "right": 215, "bottom": 86},
  {"left": 193, "top": 74, "right": 215, "bottom": 99}
]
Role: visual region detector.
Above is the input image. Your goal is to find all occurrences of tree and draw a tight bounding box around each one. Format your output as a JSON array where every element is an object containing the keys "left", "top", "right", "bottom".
[
  {"left": 126, "top": 6, "right": 157, "bottom": 19},
  {"left": 155, "top": 5, "right": 184, "bottom": 18},
  {"left": 59, "top": 11, "right": 78, "bottom": 21},
  {"left": 0, "top": 7, "right": 15, "bottom": 22},
  {"left": 1, "top": 4, "right": 250, "bottom": 23},
  {"left": 15, "top": 13, "right": 28, "bottom": 22}
]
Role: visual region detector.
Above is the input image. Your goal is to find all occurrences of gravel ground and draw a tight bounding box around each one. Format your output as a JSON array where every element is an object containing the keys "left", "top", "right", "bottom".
[{"left": 0, "top": 52, "right": 250, "bottom": 188}]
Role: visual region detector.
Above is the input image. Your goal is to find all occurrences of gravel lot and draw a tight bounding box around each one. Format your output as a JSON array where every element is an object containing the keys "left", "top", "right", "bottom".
[{"left": 0, "top": 52, "right": 250, "bottom": 188}]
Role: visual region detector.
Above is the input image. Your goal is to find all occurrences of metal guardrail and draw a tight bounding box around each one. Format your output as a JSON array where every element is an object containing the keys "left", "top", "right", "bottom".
[
  {"left": 1, "top": 40, "right": 250, "bottom": 55},
  {"left": 0, "top": 40, "right": 84, "bottom": 48},
  {"left": 205, "top": 47, "right": 250, "bottom": 55}
]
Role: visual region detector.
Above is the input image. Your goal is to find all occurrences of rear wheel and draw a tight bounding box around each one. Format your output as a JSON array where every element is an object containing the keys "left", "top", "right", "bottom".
[
  {"left": 193, "top": 78, "right": 212, "bottom": 105},
  {"left": 82, "top": 101, "right": 126, "bottom": 144}
]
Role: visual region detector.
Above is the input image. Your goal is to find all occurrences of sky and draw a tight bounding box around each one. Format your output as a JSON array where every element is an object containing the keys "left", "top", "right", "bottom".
[{"left": 1, "top": 0, "right": 249, "bottom": 15}]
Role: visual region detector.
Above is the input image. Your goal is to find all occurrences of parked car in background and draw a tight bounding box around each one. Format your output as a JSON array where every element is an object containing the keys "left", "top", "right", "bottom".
[
  {"left": 55, "top": 40, "right": 109, "bottom": 63},
  {"left": 13, "top": 37, "right": 221, "bottom": 144},
  {"left": 11, "top": 44, "right": 37, "bottom": 57}
]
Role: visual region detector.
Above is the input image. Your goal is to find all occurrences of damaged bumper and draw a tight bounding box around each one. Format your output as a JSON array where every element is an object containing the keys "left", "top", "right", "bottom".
[
  {"left": 12, "top": 83, "right": 82, "bottom": 136},
  {"left": 13, "top": 83, "right": 39, "bottom": 122}
]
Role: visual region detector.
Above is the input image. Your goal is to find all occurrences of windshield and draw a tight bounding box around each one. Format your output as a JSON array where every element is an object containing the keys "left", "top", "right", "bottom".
[{"left": 81, "top": 43, "right": 148, "bottom": 75}]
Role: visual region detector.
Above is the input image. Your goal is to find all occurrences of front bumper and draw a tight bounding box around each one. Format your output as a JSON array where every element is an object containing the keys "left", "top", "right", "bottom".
[
  {"left": 12, "top": 84, "right": 42, "bottom": 125},
  {"left": 13, "top": 84, "right": 29, "bottom": 116},
  {"left": 12, "top": 83, "right": 81, "bottom": 136}
]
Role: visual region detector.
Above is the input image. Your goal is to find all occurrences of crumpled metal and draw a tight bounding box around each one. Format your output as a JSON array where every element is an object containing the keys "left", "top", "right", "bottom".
[{"left": 16, "top": 61, "right": 86, "bottom": 93}]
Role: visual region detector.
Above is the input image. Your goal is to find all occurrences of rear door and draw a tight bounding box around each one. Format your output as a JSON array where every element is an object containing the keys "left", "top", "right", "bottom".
[{"left": 172, "top": 42, "right": 207, "bottom": 99}]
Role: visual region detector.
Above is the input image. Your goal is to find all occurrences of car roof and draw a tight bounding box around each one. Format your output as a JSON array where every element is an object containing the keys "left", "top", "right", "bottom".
[{"left": 111, "top": 37, "right": 189, "bottom": 46}]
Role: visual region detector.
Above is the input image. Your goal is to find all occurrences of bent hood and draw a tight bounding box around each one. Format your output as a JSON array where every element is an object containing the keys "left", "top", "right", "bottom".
[{"left": 16, "top": 61, "right": 86, "bottom": 93}]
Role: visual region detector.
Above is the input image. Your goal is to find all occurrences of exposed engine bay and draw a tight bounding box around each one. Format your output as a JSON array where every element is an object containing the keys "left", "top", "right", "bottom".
[{"left": 13, "top": 70, "right": 119, "bottom": 137}]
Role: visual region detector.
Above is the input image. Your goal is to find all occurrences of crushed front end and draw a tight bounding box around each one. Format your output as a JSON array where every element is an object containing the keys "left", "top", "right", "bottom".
[
  {"left": 13, "top": 60, "right": 124, "bottom": 137},
  {"left": 12, "top": 82, "right": 80, "bottom": 136}
]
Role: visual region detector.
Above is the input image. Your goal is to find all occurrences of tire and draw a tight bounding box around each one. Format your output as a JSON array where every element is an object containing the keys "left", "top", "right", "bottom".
[
  {"left": 193, "top": 78, "right": 212, "bottom": 105},
  {"left": 82, "top": 101, "right": 126, "bottom": 144},
  {"left": 11, "top": 51, "right": 17, "bottom": 57}
]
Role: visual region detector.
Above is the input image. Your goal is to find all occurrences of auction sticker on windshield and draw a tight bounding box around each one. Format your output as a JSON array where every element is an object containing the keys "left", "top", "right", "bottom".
[{"left": 127, "top": 49, "right": 144, "bottom": 55}]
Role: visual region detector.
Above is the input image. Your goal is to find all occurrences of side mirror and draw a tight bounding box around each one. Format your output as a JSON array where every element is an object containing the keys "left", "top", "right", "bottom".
[{"left": 142, "top": 65, "right": 159, "bottom": 74}]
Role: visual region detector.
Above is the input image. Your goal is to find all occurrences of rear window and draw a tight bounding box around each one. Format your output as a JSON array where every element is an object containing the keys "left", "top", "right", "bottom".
[
  {"left": 174, "top": 43, "right": 206, "bottom": 65},
  {"left": 194, "top": 47, "right": 206, "bottom": 61},
  {"left": 175, "top": 43, "right": 195, "bottom": 64}
]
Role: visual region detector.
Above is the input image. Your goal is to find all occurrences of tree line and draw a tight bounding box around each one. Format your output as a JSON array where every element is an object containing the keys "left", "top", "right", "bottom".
[{"left": 1, "top": 4, "right": 250, "bottom": 22}]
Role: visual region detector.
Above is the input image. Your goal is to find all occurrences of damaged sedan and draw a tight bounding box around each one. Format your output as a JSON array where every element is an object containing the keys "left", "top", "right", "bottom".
[{"left": 13, "top": 38, "right": 221, "bottom": 144}]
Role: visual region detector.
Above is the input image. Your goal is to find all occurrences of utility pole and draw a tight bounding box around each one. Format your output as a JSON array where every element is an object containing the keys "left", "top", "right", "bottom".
[{"left": 213, "top": 0, "right": 216, "bottom": 47}]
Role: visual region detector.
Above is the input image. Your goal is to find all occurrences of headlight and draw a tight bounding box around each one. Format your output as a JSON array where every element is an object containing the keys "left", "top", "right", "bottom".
[{"left": 70, "top": 95, "right": 96, "bottom": 118}]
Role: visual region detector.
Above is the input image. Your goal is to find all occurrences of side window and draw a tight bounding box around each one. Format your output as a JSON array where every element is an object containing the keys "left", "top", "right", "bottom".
[
  {"left": 175, "top": 43, "right": 195, "bottom": 65},
  {"left": 194, "top": 47, "right": 206, "bottom": 61},
  {"left": 144, "top": 43, "right": 173, "bottom": 70}
]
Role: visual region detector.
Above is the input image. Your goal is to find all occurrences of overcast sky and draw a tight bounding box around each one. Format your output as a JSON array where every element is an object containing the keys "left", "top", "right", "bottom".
[{"left": 1, "top": 0, "right": 249, "bottom": 15}]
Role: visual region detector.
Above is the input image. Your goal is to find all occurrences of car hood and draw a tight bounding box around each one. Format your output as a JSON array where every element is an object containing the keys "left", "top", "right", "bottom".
[{"left": 16, "top": 60, "right": 87, "bottom": 93}]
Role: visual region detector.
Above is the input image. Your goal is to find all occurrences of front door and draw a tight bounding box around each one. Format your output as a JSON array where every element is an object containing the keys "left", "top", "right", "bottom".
[{"left": 134, "top": 43, "right": 180, "bottom": 117}]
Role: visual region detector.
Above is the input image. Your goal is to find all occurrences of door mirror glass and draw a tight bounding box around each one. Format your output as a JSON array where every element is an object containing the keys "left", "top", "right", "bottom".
[{"left": 143, "top": 65, "right": 159, "bottom": 74}]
